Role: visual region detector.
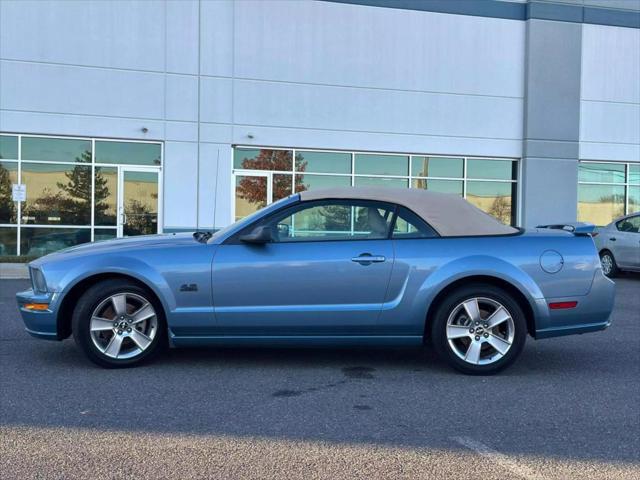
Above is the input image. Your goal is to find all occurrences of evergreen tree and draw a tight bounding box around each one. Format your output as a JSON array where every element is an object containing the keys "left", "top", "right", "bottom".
[{"left": 0, "top": 163, "right": 17, "bottom": 223}]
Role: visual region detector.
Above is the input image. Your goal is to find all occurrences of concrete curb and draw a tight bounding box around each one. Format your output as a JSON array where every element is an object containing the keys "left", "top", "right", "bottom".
[{"left": 0, "top": 263, "right": 30, "bottom": 280}]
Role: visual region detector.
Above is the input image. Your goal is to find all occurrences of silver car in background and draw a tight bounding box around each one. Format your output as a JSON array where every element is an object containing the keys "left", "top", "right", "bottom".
[{"left": 595, "top": 213, "right": 640, "bottom": 277}]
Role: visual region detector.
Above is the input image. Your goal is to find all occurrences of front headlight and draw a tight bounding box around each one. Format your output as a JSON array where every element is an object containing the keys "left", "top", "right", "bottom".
[{"left": 30, "top": 267, "right": 48, "bottom": 293}]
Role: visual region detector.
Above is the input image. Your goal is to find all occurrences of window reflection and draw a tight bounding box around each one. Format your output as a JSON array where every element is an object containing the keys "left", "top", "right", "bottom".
[
  {"left": 94, "top": 228, "right": 118, "bottom": 242},
  {"left": 21, "top": 163, "right": 92, "bottom": 225},
  {"left": 412, "top": 157, "right": 463, "bottom": 178},
  {"left": 629, "top": 186, "right": 639, "bottom": 214},
  {"left": 579, "top": 162, "right": 626, "bottom": 184},
  {"left": 0, "top": 161, "right": 18, "bottom": 223},
  {"left": 234, "top": 149, "right": 292, "bottom": 171},
  {"left": 630, "top": 165, "right": 640, "bottom": 186},
  {"left": 235, "top": 175, "right": 267, "bottom": 221},
  {"left": 95, "top": 167, "right": 118, "bottom": 226},
  {"left": 296, "top": 151, "right": 351, "bottom": 174},
  {"left": 467, "top": 159, "right": 514, "bottom": 180},
  {"left": 123, "top": 171, "right": 158, "bottom": 237},
  {"left": 355, "top": 177, "right": 408, "bottom": 188},
  {"left": 295, "top": 174, "right": 351, "bottom": 192},
  {"left": 0, "top": 227, "right": 17, "bottom": 255},
  {"left": 411, "top": 178, "right": 463, "bottom": 196},
  {"left": 20, "top": 227, "right": 91, "bottom": 257},
  {"left": 22, "top": 137, "right": 91, "bottom": 163},
  {"left": 578, "top": 184, "right": 625, "bottom": 226},
  {"left": 0, "top": 136, "right": 18, "bottom": 160},
  {"left": 466, "top": 181, "right": 513, "bottom": 225},
  {"left": 273, "top": 174, "right": 293, "bottom": 201},
  {"left": 95, "top": 141, "right": 161, "bottom": 166},
  {"left": 355, "top": 154, "right": 408, "bottom": 176}
]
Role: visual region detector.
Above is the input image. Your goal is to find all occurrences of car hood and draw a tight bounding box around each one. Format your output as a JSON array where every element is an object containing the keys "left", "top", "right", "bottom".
[{"left": 31, "top": 233, "right": 197, "bottom": 266}]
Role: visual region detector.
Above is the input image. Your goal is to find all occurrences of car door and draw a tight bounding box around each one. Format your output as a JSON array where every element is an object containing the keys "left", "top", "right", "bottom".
[
  {"left": 211, "top": 199, "right": 396, "bottom": 335},
  {"left": 611, "top": 215, "right": 640, "bottom": 268}
]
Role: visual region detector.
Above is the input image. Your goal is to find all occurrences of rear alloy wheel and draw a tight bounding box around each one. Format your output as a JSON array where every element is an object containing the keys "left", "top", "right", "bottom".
[
  {"left": 599, "top": 251, "right": 618, "bottom": 278},
  {"left": 73, "top": 280, "right": 165, "bottom": 368},
  {"left": 431, "top": 285, "right": 526, "bottom": 375}
]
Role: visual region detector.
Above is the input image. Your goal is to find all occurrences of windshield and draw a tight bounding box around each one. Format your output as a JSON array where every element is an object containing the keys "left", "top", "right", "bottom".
[{"left": 208, "top": 195, "right": 297, "bottom": 243}]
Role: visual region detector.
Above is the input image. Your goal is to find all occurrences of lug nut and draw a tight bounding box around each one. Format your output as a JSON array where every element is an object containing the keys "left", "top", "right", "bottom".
[
  {"left": 475, "top": 336, "right": 480, "bottom": 341},
  {"left": 117, "top": 330, "right": 123, "bottom": 335},
  {"left": 484, "top": 333, "right": 489, "bottom": 338},
  {"left": 483, "top": 323, "right": 488, "bottom": 328},
  {"left": 127, "top": 328, "right": 132, "bottom": 333},
  {"left": 127, "top": 319, "right": 132, "bottom": 324},
  {"left": 475, "top": 321, "right": 480, "bottom": 326},
  {"left": 469, "top": 328, "right": 474, "bottom": 334}
]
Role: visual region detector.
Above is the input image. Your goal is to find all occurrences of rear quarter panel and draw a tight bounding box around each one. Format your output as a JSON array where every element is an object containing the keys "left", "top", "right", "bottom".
[{"left": 382, "top": 231, "right": 601, "bottom": 335}]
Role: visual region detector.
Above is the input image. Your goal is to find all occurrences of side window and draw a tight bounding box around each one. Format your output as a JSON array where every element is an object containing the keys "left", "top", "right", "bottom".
[
  {"left": 392, "top": 206, "right": 438, "bottom": 239},
  {"left": 617, "top": 216, "right": 640, "bottom": 233},
  {"left": 266, "top": 200, "right": 395, "bottom": 242}
]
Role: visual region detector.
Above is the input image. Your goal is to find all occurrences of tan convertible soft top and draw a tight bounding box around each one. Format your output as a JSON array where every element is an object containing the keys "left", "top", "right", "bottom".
[{"left": 299, "top": 187, "right": 517, "bottom": 237}]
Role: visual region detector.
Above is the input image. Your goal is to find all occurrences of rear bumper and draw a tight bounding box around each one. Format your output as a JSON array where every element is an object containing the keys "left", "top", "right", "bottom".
[
  {"left": 534, "top": 269, "right": 615, "bottom": 339},
  {"left": 16, "top": 289, "right": 61, "bottom": 340}
]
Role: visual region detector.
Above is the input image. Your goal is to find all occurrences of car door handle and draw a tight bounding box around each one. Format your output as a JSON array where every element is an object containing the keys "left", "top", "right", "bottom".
[
  {"left": 610, "top": 237, "right": 616, "bottom": 241},
  {"left": 351, "top": 253, "right": 386, "bottom": 265}
]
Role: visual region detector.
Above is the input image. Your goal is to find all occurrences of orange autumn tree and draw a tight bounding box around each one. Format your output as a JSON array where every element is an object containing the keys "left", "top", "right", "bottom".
[{"left": 236, "top": 150, "right": 308, "bottom": 207}]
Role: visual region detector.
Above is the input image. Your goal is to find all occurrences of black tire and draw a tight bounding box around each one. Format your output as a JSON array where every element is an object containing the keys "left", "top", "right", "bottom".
[
  {"left": 72, "top": 279, "right": 166, "bottom": 368},
  {"left": 430, "top": 284, "right": 527, "bottom": 375},
  {"left": 599, "top": 250, "right": 619, "bottom": 278}
]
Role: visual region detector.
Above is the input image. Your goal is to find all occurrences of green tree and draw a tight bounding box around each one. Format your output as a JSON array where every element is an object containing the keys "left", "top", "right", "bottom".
[
  {"left": 55, "top": 150, "right": 111, "bottom": 224},
  {"left": 0, "top": 163, "right": 16, "bottom": 223}
]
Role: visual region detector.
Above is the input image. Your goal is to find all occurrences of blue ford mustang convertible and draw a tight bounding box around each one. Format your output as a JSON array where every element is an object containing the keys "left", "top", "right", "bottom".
[{"left": 17, "top": 187, "right": 615, "bottom": 374}]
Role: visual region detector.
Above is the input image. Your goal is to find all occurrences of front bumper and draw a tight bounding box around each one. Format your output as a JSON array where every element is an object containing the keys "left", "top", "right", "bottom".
[
  {"left": 534, "top": 269, "right": 615, "bottom": 339},
  {"left": 16, "top": 289, "right": 60, "bottom": 340}
]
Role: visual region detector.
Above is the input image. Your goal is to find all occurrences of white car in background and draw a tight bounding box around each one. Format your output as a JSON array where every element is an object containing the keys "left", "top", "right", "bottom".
[{"left": 595, "top": 213, "right": 640, "bottom": 277}]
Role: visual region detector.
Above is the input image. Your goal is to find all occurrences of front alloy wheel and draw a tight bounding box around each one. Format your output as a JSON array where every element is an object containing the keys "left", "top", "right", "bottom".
[
  {"left": 89, "top": 293, "right": 158, "bottom": 360},
  {"left": 73, "top": 279, "right": 165, "bottom": 368},
  {"left": 431, "top": 284, "right": 527, "bottom": 375}
]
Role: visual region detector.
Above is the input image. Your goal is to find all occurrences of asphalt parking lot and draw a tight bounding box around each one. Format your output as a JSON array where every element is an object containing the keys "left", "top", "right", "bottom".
[{"left": 1, "top": 276, "right": 639, "bottom": 479}]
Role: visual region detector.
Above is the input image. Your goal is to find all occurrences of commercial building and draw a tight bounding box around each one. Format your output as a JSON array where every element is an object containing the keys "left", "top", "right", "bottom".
[{"left": 0, "top": 0, "right": 638, "bottom": 256}]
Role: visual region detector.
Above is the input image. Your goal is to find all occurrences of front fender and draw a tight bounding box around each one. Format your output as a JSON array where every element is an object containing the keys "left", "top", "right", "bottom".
[{"left": 49, "top": 255, "right": 174, "bottom": 321}]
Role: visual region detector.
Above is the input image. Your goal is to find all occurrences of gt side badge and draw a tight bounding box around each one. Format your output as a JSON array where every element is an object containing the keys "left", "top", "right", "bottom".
[{"left": 179, "top": 283, "right": 198, "bottom": 292}]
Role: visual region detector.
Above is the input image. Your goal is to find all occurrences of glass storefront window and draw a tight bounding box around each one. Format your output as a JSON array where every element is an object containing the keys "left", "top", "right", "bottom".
[
  {"left": 466, "top": 181, "right": 513, "bottom": 225},
  {"left": 354, "top": 154, "right": 408, "bottom": 176},
  {"left": 95, "top": 141, "right": 161, "bottom": 166},
  {"left": 578, "top": 162, "right": 638, "bottom": 225},
  {"left": 273, "top": 174, "right": 293, "bottom": 202},
  {"left": 0, "top": 161, "right": 19, "bottom": 223},
  {"left": 295, "top": 174, "right": 351, "bottom": 192},
  {"left": 411, "top": 178, "right": 463, "bottom": 196},
  {"left": 630, "top": 165, "right": 640, "bottom": 186},
  {"left": 233, "top": 147, "right": 517, "bottom": 225},
  {"left": 628, "top": 186, "right": 639, "bottom": 214},
  {"left": 578, "top": 162, "right": 626, "bottom": 184},
  {"left": 20, "top": 227, "right": 91, "bottom": 257},
  {"left": 295, "top": 151, "right": 351, "bottom": 174},
  {"left": 355, "top": 177, "right": 409, "bottom": 188},
  {"left": 95, "top": 167, "right": 118, "bottom": 226},
  {"left": 578, "top": 184, "right": 626, "bottom": 226},
  {"left": 467, "top": 159, "right": 515, "bottom": 180},
  {"left": 0, "top": 227, "right": 18, "bottom": 256},
  {"left": 21, "top": 163, "right": 92, "bottom": 225},
  {"left": 0, "top": 133, "right": 162, "bottom": 257},
  {"left": 22, "top": 137, "right": 91, "bottom": 163},
  {"left": 412, "top": 157, "right": 463, "bottom": 178},
  {"left": 0, "top": 136, "right": 18, "bottom": 160},
  {"left": 94, "top": 228, "right": 118, "bottom": 242},
  {"left": 234, "top": 148, "right": 292, "bottom": 171}
]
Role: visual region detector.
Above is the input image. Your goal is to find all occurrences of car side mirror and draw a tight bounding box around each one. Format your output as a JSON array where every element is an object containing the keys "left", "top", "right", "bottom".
[{"left": 239, "top": 225, "right": 273, "bottom": 244}]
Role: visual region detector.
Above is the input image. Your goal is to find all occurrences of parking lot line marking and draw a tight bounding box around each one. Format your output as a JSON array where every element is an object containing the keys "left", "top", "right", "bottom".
[{"left": 452, "top": 436, "right": 543, "bottom": 480}]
